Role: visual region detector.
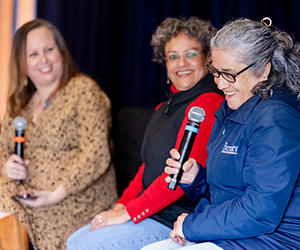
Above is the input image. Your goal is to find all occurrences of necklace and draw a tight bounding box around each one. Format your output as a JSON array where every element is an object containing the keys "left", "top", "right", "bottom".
[
  {"left": 35, "top": 93, "right": 56, "bottom": 110},
  {"left": 43, "top": 94, "right": 55, "bottom": 110}
]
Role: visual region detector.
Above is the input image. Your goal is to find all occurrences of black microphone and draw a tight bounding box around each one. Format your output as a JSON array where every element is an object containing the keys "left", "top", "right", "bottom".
[
  {"left": 13, "top": 116, "right": 27, "bottom": 158},
  {"left": 168, "top": 106, "right": 205, "bottom": 190},
  {"left": 13, "top": 116, "right": 27, "bottom": 185}
]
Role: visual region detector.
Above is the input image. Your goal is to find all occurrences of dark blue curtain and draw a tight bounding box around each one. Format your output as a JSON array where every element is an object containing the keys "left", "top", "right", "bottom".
[{"left": 37, "top": 0, "right": 300, "bottom": 119}]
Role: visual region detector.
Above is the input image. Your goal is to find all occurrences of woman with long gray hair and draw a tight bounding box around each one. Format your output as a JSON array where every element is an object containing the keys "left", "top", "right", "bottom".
[{"left": 141, "top": 17, "right": 300, "bottom": 250}]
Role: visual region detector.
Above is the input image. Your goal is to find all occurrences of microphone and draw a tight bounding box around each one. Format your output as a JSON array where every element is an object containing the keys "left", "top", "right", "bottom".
[
  {"left": 14, "top": 116, "right": 27, "bottom": 158},
  {"left": 168, "top": 107, "right": 205, "bottom": 190},
  {"left": 13, "top": 116, "right": 27, "bottom": 159},
  {"left": 13, "top": 116, "right": 27, "bottom": 185}
]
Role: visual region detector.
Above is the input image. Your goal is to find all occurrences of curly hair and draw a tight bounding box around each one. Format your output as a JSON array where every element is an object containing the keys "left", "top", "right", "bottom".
[
  {"left": 151, "top": 17, "right": 217, "bottom": 64},
  {"left": 7, "top": 19, "right": 78, "bottom": 118},
  {"left": 211, "top": 18, "right": 300, "bottom": 101}
]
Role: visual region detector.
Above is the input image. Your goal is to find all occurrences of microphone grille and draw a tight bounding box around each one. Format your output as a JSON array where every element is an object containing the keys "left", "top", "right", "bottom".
[
  {"left": 188, "top": 107, "right": 205, "bottom": 123},
  {"left": 13, "top": 116, "right": 27, "bottom": 131}
]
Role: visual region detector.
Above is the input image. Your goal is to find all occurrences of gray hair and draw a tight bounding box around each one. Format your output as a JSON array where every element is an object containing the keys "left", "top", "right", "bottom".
[
  {"left": 211, "top": 18, "right": 300, "bottom": 100},
  {"left": 151, "top": 17, "right": 217, "bottom": 64}
]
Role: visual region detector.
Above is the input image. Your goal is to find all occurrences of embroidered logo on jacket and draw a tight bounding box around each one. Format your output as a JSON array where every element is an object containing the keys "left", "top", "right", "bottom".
[{"left": 221, "top": 142, "right": 238, "bottom": 155}]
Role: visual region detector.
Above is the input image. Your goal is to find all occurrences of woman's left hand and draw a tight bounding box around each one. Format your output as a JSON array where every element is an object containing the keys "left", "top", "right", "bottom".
[
  {"left": 169, "top": 213, "right": 189, "bottom": 246},
  {"left": 18, "top": 185, "right": 67, "bottom": 207},
  {"left": 18, "top": 190, "right": 55, "bottom": 207},
  {"left": 90, "top": 205, "right": 131, "bottom": 231}
]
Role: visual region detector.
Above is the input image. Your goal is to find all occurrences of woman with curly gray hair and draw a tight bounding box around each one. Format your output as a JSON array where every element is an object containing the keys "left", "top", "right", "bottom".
[
  {"left": 141, "top": 17, "right": 300, "bottom": 250},
  {"left": 67, "top": 16, "right": 224, "bottom": 250},
  {"left": 151, "top": 17, "right": 217, "bottom": 64}
]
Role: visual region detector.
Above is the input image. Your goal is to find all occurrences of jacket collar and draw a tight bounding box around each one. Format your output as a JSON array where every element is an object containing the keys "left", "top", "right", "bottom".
[
  {"left": 215, "top": 87, "right": 300, "bottom": 125},
  {"left": 215, "top": 95, "right": 261, "bottom": 125}
]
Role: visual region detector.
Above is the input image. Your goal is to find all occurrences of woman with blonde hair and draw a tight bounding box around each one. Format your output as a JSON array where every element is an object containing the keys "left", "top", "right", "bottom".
[{"left": 0, "top": 19, "right": 117, "bottom": 250}]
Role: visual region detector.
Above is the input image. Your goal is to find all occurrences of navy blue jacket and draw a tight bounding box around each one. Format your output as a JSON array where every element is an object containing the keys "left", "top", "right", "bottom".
[{"left": 181, "top": 88, "right": 300, "bottom": 249}]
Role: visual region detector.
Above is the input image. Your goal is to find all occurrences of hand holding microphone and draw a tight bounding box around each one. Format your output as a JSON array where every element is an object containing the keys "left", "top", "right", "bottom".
[
  {"left": 165, "top": 150, "right": 199, "bottom": 186},
  {"left": 4, "top": 116, "right": 29, "bottom": 184},
  {"left": 167, "top": 107, "right": 205, "bottom": 190}
]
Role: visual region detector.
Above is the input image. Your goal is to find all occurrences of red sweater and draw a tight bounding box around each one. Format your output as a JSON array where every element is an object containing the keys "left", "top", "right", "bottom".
[{"left": 118, "top": 80, "right": 224, "bottom": 224}]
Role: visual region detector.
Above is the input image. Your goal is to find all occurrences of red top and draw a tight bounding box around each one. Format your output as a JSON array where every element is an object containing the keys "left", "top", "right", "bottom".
[{"left": 117, "top": 91, "right": 224, "bottom": 223}]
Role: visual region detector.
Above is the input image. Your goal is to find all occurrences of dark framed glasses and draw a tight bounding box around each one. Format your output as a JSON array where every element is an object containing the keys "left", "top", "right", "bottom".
[{"left": 206, "top": 62, "right": 255, "bottom": 83}]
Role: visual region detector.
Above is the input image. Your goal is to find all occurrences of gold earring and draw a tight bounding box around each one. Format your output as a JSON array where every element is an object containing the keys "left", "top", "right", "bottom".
[{"left": 261, "top": 17, "right": 272, "bottom": 27}]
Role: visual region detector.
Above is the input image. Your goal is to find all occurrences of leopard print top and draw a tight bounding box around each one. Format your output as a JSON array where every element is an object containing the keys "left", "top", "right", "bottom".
[{"left": 0, "top": 75, "right": 118, "bottom": 250}]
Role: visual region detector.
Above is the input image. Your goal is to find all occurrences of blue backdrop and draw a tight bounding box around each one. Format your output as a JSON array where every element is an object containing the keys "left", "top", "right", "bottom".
[{"left": 37, "top": 0, "right": 300, "bottom": 119}]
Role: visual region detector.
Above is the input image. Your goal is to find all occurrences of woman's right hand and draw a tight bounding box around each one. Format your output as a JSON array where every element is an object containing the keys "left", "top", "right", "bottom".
[
  {"left": 2, "top": 154, "right": 29, "bottom": 180},
  {"left": 89, "top": 203, "right": 131, "bottom": 231},
  {"left": 164, "top": 149, "right": 199, "bottom": 185}
]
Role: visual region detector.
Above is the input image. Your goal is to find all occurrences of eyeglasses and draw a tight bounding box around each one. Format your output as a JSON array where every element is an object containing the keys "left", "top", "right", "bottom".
[
  {"left": 206, "top": 62, "right": 255, "bottom": 83},
  {"left": 165, "top": 50, "right": 199, "bottom": 63}
]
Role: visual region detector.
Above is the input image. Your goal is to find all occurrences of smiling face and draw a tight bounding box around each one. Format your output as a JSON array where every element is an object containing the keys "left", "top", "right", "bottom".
[
  {"left": 26, "top": 26, "right": 63, "bottom": 90},
  {"left": 211, "top": 48, "right": 260, "bottom": 110},
  {"left": 165, "top": 33, "right": 209, "bottom": 91}
]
